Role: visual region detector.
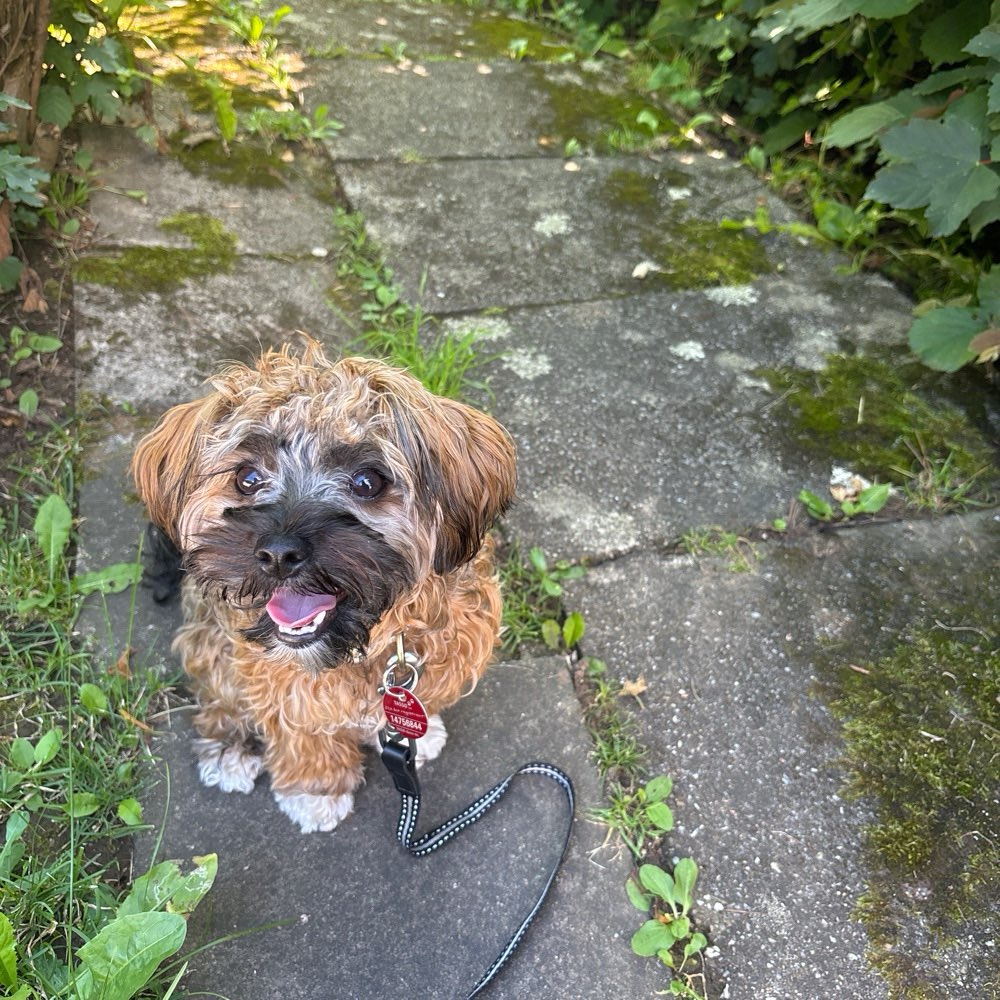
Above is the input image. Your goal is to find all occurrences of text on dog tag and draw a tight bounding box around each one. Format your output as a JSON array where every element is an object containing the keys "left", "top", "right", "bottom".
[{"left": 383, "top": 686, "right": 429, "bottom": 739}]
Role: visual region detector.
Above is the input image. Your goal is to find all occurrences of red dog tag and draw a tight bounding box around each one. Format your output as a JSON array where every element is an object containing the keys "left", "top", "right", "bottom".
[{"left": 382, "top": 686, "right": 429, "bottom": 739}]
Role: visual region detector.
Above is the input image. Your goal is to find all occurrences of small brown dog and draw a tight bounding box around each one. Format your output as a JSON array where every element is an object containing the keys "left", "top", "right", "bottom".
[{"left": 132, "top": 338, "right": 517, "bottom": 832}]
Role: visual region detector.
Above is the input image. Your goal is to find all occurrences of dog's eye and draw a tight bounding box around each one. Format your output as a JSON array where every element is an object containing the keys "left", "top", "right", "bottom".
[
  {"left": 349, "top": 468, "right": 388, "bottom": 499},
  {"left": 235, "top": 465, "right": 268, "bottom": 495}
]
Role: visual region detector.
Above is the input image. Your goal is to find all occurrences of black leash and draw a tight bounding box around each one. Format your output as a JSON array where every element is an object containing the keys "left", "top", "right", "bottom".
[{"left": 378, "top": 641, "right": 575, "bottom": 999}]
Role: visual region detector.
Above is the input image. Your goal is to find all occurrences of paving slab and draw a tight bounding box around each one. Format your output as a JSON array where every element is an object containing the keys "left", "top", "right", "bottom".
[
  {"left": 566, "top": 511, "right": 1000, "bottom": 999},
  {"left": 336, "top": 152, "right": 812, "bottom": 312},
  {"left": 132, "top": 655, "right": 660, "bottom": 1000},
  {"left": 282, "top": 0, "right": 571, "bottom": 62},
  {"left": 81, "top": 125, "right": 341, "bottom": 256},
  {"left": 75, "top": 261, "right": 353, "bottom": 410},
  {"left": 303, "top": 60, "right": 666, "bottom": 162},
  {"left": 472, "top": 275, "right": 912, "bottom": 561}
]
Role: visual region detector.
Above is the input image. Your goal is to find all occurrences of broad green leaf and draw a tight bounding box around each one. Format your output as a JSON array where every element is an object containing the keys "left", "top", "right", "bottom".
[
  {"left": 683, "top": 931, "right": 708, "bottom": 960},
  {"left": 813, "top": 199, "right": 857, "bottom": 242},
  {"left": 645, "top": 775, "right": 673, "bottom": 802},
  {"left": 631, "top": 918, "right": 678, "bottom": 957},
  {"left": 74, "top": 910, "right": 187, "bottom": 1000},
  {"left": 5, "top": 813, "right": 28, "bottom": 844},
  {"left": 878, "top": 116, "right": 978, "bottom": 164},
  {"left": 964, "top": 24, "right": 1000, "bottom": 60},
  {"left": 638, "top": 863, "right": 676, "bottom": 902},
  {"left": 913, "top": 66, "right": 988, "bottom": 97},
  {"left": 844, "top": 482, "right": 891, "bottom": 515},
  {"left": 9, "top": 739, "right": 34, "bottom": 771},
  {"left": 798, "top": 489, "right": 833, "bottom": 520},
  {"left": 824, "top": 101, "right": 906, "bottom": 148},
  {"left": 79, "top": 683, "right": 108, "bottom": 714},
  {"left": 541, "top": 619, "right": 561, "bottom": 650},
  {"left": 923, "top": 0, "right": 989, "bottom": 65},
  {"left": 33, "top": 493, "right": 71, "bottom": 578},
  {"left": 646, "top": 801, "right": 674, "bottom": 832},
  {"left": 976, "top": 270, "right": 1000, "bottom": 316},
  {"left": 117, "top": 798, "right": 143, "bottom": 826},
  {"left": 120, "top": 855, "right": 218, "bottom": 918},
  {"left": 908, "top": 306, "right": 986, "bottom": 371},
  {"left": 37, "top": 84, "right": 74, "bottom": 128},
  {"left": 0, "top": 911, "right": 16, "bottom": 988},
  {"left": 625, "top": 877, "right": 652, "bottom": 912},
  {"left": 18, "top": 390, "right": 38, "bottom": 418},
  {"left": 167, "top": 854, "right": 218, "bottom": 914},
  {"left": 65, "top": 792, "right": 101, "bottom": 818},
  {"left": 562, "top": 612, "right": 585, "bottom": 648},
  {"left": 0, "top": 840, "right": 25, "bottom": 881},
  {"left": 865, "top": 118, "right": 1000, "bottom": 236},
  {"left": 673, "top": 857, "right": 699, "bottom": 909},
  {"left": 0, "top": 256, "right": 22, "bottom": 292},
  {"left": 27, "top": 333, "right": 62, "bottom": 353},
  {"left": 33, "top": 727, "right": 62, "bottom": 766},
  {"left": 670, "top": 916, "right": 690, "bottom": 939},
  {"left": 73, "top": 561, "right": 142, "bottom": 596}
]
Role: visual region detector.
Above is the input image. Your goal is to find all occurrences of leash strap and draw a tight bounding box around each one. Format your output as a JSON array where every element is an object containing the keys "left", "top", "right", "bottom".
[{"left": 379, "top": 740, "right": 575, "bottom": 999}]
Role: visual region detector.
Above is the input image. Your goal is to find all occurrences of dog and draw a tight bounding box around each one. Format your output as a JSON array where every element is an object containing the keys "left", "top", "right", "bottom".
[{"left": 131, "top": 338, "right": 517, "bottom": 832}]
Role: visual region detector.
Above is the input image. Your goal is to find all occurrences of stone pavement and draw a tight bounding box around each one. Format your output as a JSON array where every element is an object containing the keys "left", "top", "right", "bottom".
[{"left": 74, "top": 1, "right": 999, "bottom": 997}]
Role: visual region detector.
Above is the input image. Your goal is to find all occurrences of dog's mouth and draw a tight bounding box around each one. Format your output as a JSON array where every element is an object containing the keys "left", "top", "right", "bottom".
[{"left": 265, "top": 588, "right": 339, "bottom": 644}]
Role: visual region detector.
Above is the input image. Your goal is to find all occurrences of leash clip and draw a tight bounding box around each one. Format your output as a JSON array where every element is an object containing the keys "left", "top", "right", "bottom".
[{"left": 378, "top": 635, "right": 424, "bottom": 749}]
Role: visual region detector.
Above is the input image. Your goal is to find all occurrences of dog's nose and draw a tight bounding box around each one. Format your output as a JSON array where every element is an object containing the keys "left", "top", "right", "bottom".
[{"left": 255, "top": 534, "right": 310, "bottom": 578}]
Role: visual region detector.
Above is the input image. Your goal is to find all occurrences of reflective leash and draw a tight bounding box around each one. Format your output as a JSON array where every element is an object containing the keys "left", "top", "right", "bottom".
[{"left": 378, "top": 638, "right": 576, "bottom": 999}]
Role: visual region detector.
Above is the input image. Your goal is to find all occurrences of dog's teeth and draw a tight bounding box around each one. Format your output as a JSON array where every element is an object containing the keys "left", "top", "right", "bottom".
[{"left": 277, "top": 609, "right": 326, "bottom": 637}]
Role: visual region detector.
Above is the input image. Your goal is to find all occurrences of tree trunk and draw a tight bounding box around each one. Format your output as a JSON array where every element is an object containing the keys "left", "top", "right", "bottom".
[{"left": 0, "top": 0, "right": 52, "bottom": 146}]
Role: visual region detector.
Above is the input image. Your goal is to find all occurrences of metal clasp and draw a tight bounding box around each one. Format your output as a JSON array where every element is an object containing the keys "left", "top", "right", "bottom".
[{"left": 378, "top": 635, "right": 422, "bottom": 750}]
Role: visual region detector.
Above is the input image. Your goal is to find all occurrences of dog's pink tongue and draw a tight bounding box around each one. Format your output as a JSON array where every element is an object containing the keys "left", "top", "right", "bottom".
[{"left": 265, "top": 589, "right": 338, "bottom": 628}]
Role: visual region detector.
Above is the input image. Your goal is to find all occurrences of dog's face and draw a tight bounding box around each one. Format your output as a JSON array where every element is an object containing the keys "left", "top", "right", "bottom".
[{"left": 131, "top": 341, "right": 516, "bottom": 668}]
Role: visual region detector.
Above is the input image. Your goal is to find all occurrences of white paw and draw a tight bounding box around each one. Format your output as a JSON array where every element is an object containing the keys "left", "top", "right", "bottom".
[
  {"left": 414, "top": 714, "right": 447, "bottom": 768},
  {"left": 273, "top": 790, "right": 355, "bottom": 833},
  {"left": 194, "top": 739, "right": 263, "bottom": 794}
]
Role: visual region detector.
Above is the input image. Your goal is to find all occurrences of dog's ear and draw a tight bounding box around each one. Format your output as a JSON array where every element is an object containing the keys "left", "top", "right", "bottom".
[
  {"left": 409, "top": 396, "right": 517, "bottom": 575},
  {"left": 130, "top": 395, "right": 220, "bottom": 547}
]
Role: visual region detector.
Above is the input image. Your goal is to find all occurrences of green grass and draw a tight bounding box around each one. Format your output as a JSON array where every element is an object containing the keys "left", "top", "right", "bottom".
[
  {"left": 0, "top": 418, "right": 182, "bottom": 997},
  {"left": 331, "top": 208, "right": 493, "bottom": 400}
]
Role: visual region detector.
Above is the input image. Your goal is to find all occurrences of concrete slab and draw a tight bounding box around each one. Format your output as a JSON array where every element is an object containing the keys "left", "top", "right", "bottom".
[
  {"left": 304, "top": 60, "right": 667, "bottom": 162},
  {"left": 282, "top": 0, "right": 571, "bottom": 62},
  {"left": 136, "top": 656, "right": 664, "bottom": 1000},
  {"left": 336, "top": 152, "right": 808, "bottom": 312},
  {"left": 81, "top": 125, "right": 341, "bottom": 256},
  {"left": 566, "top": 511, "right": 1000, "bottom": 999},
  {"left": 75, "top": 265, "right": 354, "bottom": 411},
  {"left": 472, "top": 275, "right": 911, "bottom": 561}
]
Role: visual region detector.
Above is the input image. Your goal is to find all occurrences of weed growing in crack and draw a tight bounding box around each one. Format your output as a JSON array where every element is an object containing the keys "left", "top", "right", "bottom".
[
  {"left": 679, "top": 525, "right": 758, "bottom": 571},
  {"left": 498, "top": 543, "right": 585, "bottom": 653},
  {"left": 331, "top": 208, "right": 491, "bottom": 399}
]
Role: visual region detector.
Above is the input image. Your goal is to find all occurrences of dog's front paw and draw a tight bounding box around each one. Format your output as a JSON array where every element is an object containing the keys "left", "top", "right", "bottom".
[
  {"left": 273, "top": 790, "right": 355, "bottom": 833},
  {"left": 415, "top": 714, "right": 447, "bottom": 768},
  {"left": 194, "top": 739, "right": 264, "bottom": 794}
]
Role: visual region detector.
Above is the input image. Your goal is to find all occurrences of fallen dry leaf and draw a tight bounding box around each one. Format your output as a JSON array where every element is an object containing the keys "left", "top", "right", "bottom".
[
  {"left": 19, "top": 266, "right": 48, "bottom": 314},
  {"left": 110, "top": 646, "right": 133, "bottom": 678},
  {"left": 619, "top": 675, "right": 648, "bottom": 699}
]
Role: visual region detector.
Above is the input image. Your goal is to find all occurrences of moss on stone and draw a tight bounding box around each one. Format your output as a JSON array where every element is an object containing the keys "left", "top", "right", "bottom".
[
  {"left": 536, "top": 66, "right": 681, "bottom": 151},
  {"left": 831, "top": 621, "right": 999, "bottom": 994},
  {"left": 73, "top": 212, "right": 237, "bottom": 294},
  {"left": 757, "top": 352, "right": 999, "bottom": 497},
  {"left": 464, "top": 13, "right": 575, "bottom": 62}
]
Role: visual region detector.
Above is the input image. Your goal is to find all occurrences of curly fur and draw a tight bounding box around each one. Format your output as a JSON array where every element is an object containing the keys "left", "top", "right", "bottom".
[{"left": 131, "top": 338, "right": 516, "bottom": 831}]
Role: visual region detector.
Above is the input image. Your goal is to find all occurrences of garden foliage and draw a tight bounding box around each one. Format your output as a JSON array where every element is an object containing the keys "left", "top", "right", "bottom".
[{"left": 554, "top": 0, "right": 1000, "bottom": 372}]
